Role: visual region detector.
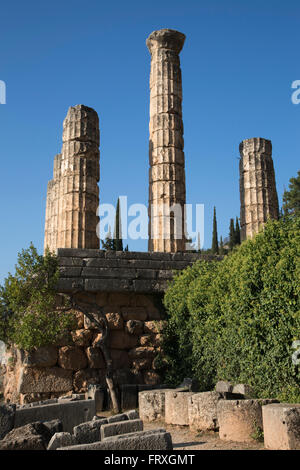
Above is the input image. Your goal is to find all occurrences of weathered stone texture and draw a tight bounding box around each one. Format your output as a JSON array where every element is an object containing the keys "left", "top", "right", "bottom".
[
  {"left": 165, "top": 391, "right": 194, "bottom": 425},
  {"left": 44, "top": 105, "right": 100, "bottom": 252},
  {"left": 188, "top": 391, "right": 222, "bottom": 432},
  {"left": 239, "top": 138, "right": 279, "bottom": 241},
  {"left": 147, "top": 29, "right": 186, "bottom": 252},
  {"left": 217, "top": 399, "right": 278, "bottom": 442},
  {"left": 262, "top": 403, "right": 300, "bottom": 450},
  {"left": 139, "top": 389, "right": 172, "bottom": 422}
]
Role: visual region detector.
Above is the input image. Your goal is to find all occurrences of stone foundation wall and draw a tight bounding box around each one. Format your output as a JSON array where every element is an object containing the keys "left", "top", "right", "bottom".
[
  {"left": 3, "top": 291, "right": 165, "bottom": 404},
  {"left": 3, "top": 250, "right": 220, "bottom": 405}
]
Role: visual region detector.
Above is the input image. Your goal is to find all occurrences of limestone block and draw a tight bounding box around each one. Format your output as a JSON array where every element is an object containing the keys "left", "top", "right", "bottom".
[
  {"left": 18, "top": 367, "right": 73, "bottom": 394},
  {"left": 107, "top": 413, "right": 128, "bottom": 424},
  {"left": 139, "top": 389, "right": 172, "bottom": 422},
  {"left": 217, "top": 399, "right": 278, "bottom": 442},
  {"left": 126, "top": 320, "right": 144, "bottom": 335},
  {"left": 58, "top": 346, "right": 87, "bottom": 370},
  {"left": 232, "top": 383, "right": 255, "bottom": 398},
  {"left": 74, "top": 418, "right": 107, "bottom": 444},
  {"left": 47, "top": 432, "right": 76, "bottom": 450},
  {"left": 24, "top": 346, "right": 58, "bottom": 368},
  {"left": 100, "top": 419, "right": 143, "bottom": 439},
  {"left": 126, "top": 409, "right": 140, "bottom": 420},
  {"left": 262, "top": 403, "right": 300, "bottom": 450},
  {"left": 58, "top": 430, "right": 173, "bottom": 450},
  {"left": 215, "top": 381, "right": 233, "bottom": 393},
  {"left": 165, "top": 391, "right": 194, "bottom": 425},
  {"left": 188, "top": 391, "right": 223, "bottom": 432},
  {"left": 105, "top": 312, "right": 124, "bottom": 330},
  {"left": 0, "top": 422, "right": 51, "bottom": 450}
]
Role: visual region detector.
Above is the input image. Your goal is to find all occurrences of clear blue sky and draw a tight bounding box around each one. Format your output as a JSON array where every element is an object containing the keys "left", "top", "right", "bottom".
[{"left": 0, "top": 0, "right": 299, "bottom": 282}]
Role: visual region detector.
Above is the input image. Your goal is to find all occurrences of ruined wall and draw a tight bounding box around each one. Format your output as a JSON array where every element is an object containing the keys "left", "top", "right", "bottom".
[
  {"left": 3, "top": 291, "right": 164, "bottom": 404},
  {"left": 239, "top": 137, "right": 279, "bottom": 241},
  {"left": 44, "top": 105, "right": 100, "bottom": 252},
  {"left": 4, "top": 250, "right": 216, "bottom": 404}
]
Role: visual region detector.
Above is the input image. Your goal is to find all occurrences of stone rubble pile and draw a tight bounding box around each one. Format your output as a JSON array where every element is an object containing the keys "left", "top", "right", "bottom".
[{"left": 139, "top": 379, "right": 300, "bottom": 450}]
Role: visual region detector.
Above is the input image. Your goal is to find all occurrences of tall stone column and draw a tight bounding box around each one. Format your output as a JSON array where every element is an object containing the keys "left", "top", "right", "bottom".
[
  {"left": 239, "top": 137, "right": 279, "bottom": 241},
  {"left": 147, "top": 29, "right": 186, "bottom": 252},
  {"left": 44, "top": 105, "right": 100, "bottom": 252}
]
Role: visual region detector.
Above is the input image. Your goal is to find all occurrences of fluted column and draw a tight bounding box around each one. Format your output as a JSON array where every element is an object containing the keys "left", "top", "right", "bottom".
[
  {"left": 239, "top": 137, "right": 279, "bottom": 241},
  {"left": 44, "top": 105, "right": 100, "bottom": 252},
  {"left": 147, "top": 29, "right": 186, "bottom": 252}
]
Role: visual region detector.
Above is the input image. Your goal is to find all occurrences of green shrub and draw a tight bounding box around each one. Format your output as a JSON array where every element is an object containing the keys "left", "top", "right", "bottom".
[
  {"left": 0, "top": 244, "right": 75, "bottom": 351},
  {"left": 162, "top": 217, "right": 300, "bottom": 402}
]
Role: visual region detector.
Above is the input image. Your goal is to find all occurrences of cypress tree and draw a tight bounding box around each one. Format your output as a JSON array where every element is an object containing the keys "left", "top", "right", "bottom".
[
  {"left": 113, "top": 198, "right": 123, "bottom": 251},
  {"left": 229, "top": 218, "right": 235, "bottom": 250},
  {"left": 101, "top": 226, "right": 114, "bottom": 251},
  {"left": 211, "top": 207, "right": 219, "bottom": 254},
  {"left": 219, "top": 236, "right": 224, "bottom": 255},
  {"left": 234, "top": 217, "right": 241, "bottom": 245}
]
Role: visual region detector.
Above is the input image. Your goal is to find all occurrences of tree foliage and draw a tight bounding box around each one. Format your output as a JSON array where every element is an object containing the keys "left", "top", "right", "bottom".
[
  {"left": 282, "top": 170, "right": 300, "bottom": 218},
  {"left": 0, "top": 244, "right": 75, "bottom": 350},
  {"left": 162, "top": 217, "right": 300, "bottom": 402},
  {"left": 211, "top": 207, "right": 219, "bottom": 254}
]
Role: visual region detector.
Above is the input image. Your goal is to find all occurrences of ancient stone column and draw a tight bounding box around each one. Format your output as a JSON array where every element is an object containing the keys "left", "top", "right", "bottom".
[
  {"left": 147, "top": 29, "right": 186, "bottom": 252},
  {"left": 44, "top": 105, "right": 100, "bottom": 252},
  {"left": 239, "top": 137, "right": 279, "bottom": 241}
]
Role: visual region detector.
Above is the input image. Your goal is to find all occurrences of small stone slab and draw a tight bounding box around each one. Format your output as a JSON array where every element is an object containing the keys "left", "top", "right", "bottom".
[
  {"left": 263, "top": 403, "right": 300, "bottom": 450},
  {"left": 100, "top": 419, "right": 143, "bottom": 439},
  {"left": 73, "top": 418, "right": 108, "bottom": 444},
  {"left": 47, "top": 432, "right": 76, "bottom": 450},
  {"left": 58, "top": 430, "right": 173, "bottom": 450}
]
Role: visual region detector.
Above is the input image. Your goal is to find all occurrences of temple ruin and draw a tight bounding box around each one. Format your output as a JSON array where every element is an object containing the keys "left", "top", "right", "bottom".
[
  {"left": 147, "top": 29, "right": 186, "bottom": 252},
  {"left": 3, "top": 29, "right": 280, "bottom": 405},
  {"left": 44, "top": 105, "right": 100, "bottom": 252},
  {"left": 239, "top": 137, "right": 279, "bottom": 241}
]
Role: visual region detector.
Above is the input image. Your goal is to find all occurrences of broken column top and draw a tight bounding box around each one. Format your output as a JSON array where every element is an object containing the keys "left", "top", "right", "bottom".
[
  {"left": 62, "top": 104, "right": 99, "bottom": 145},
  {"left": 239, "top": 137, "right": 272, "bottom": 155},
  {"left": 146, "top": 29, "right": 186, "bottom": 54}
]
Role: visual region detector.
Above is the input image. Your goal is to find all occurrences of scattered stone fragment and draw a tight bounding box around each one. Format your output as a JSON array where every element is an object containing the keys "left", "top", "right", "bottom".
[
  {"left": 0, "top": 422, "right": 52, "bottom": 450},
  {"left": 0, "top": 403, "right": 16, "bottom": 440},
  {"left": 107, "top": 413, "right": 128, "bottom": 424},
  {"left": 43, "top": 419, "right": 63, "bottom": 436},
  {"left": 263, "top": 403, "right": 300, "bottom": 450},
  {"left": 165, "top": 391, "right": 194, "bottom": 426},
  {"left": 215, "top": 381, "right": 233, "bottom": 393},
  {"left": 59, "top": 430, "right": 173, "bottom": 450},
  {"left": 218, "top": 399, "right": 278, "bottom": 442},
  {"left": 73, "top": 418, "right": 108, "bottom": 444},
  {"left": 47, "top": 432, "right": 76, "bottom": 450},
  {"left": 100, "top": 419, "right": 143, "bottom": 439}
]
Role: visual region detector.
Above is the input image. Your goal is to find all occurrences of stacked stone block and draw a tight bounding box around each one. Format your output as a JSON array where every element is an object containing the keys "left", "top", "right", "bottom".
[
  {"left": 239, "top": 137, "right": 279, "bottom": 241},
  {"left": 44, "top": 105, "right": 100, "bottom": 252},
  {"left": 147, "top": 29, "right": 186, "bottom": 252},
  {"left": 3, "top": 292, "right": 165, "bottom": 403}
]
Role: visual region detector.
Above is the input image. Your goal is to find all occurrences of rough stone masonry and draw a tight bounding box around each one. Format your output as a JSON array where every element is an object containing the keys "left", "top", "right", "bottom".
[
  {"left": 239, "top": 137, "right": 279, "bottom": 241},
  {"left": 147, "top": 29, "right": 186, "bottom": 252},
  {"left": 44, "top": 105, "right": 100, "bottom": 252}
]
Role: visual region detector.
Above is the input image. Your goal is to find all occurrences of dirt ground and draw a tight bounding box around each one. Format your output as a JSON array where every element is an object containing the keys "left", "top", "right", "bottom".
[{"left": 144, "top": 421, "right": 265, "bottom": 451}]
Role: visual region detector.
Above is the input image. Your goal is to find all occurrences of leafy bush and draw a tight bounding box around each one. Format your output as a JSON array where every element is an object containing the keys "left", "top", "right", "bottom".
[
  {"left": 0, "top": 244, "right": 75, "bottom": 350},
  {"left": 162, "top": 218, "right": 300, "bottom": 402}
]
